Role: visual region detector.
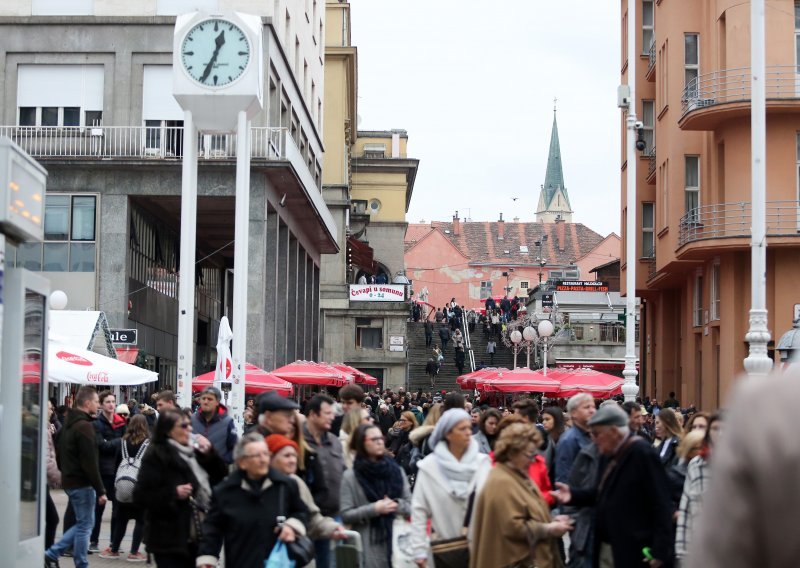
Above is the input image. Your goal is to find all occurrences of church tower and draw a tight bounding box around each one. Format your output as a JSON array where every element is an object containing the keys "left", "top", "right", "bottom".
[{"left": 536, "top": 104, "right": 574, "bottom": 223}]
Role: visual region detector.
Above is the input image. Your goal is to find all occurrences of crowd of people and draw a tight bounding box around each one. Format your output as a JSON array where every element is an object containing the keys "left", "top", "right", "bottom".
[{"left": 44, "top": 379, "right": 729, "bottom": 568}]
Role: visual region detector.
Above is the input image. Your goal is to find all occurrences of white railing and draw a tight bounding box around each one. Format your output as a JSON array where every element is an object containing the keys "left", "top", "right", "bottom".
[
  {"left": 0, "top": 125, "right": 287, "bottom": 160},
  {"left": 678, "top": 200, "right": 800, "bottom": 247},
  {"left": 681, "top": 65, "right": 800, "bottom": 116}
]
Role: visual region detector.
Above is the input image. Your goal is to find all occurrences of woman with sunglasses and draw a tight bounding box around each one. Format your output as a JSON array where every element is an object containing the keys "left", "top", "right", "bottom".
[{"left": 134, "top": 408, "right": 227, "bottom": 568}]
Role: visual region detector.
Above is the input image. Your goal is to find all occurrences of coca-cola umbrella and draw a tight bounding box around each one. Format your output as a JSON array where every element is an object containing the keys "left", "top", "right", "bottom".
[
  {"left": 193, "top": 363, "right": 293, "bottom": 396},
  {"left": 330, "top": 364, "right": 379, "bottom": 386},
  {"left": 48, "top": 343, "right": 158, "bottom": 386},
  {"left": 556, "top": 368, "right": 624, "bottom": 399},
  {"left": 271, "top": 360, "right": 350, "bottom": 387},
  {"left": 479, "top": 367, "right": 561, "bottom": 394}
]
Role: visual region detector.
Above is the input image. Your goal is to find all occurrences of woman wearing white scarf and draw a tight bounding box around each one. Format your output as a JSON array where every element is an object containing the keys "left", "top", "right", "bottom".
[{"left": 409, "top": 409, "right": 491, "bottom": 566}]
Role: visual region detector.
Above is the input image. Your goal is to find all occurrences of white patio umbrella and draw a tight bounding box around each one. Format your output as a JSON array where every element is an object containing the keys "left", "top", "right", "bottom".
[
  {"left": 47, "top": 343, "right": 158, "bottom": 386},
  {"left": 213, "top": 316, "right": 234, "bottom": 391}
]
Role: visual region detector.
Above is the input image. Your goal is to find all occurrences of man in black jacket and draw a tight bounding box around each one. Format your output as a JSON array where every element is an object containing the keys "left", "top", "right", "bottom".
[
  {"left": 554, "top": 404, "right": 674, "bottom": 568},
  {"left": 90, "top": 390, "right": 126, "bottom": 552},
  {"left": 197, "top": 433, "right": 308, "bottom": 568},
  {"left": 46, "top": 386, "right": 107, "bottom": 568},
  {"left": 438, "top": 325, "right": 451, "bottom": 353}
]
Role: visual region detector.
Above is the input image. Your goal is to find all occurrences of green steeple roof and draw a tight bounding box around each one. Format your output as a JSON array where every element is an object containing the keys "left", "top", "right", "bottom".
[{"left": 541, "top": 110, "right": 571, "bottom": 210}]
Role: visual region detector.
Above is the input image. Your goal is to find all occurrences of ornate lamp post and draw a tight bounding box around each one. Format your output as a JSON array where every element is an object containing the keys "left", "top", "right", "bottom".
[{"left": 537, "top": 319, "right": 555, "bottom": 375}]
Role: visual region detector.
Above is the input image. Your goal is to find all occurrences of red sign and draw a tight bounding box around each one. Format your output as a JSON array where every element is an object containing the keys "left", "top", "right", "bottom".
[
  {"left": 555, "top": 281, "right": 610, "bottom": 292},
  {"left": 57, "top": 351, "right": 93, "bottom": 366}
]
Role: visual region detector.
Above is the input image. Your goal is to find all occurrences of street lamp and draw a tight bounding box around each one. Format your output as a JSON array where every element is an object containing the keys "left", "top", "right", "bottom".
[
  {"left": 509, "top": 329, "right": 523, "bottom": 369},
  {"left": 522, "top": 325, "right": 537, "bottom": 368},
  {"left": 535, "top": 236, "right": 548, "bottom": 284},
  {"left": 538, "top": 319, "right": 555, "bottom": 375}
]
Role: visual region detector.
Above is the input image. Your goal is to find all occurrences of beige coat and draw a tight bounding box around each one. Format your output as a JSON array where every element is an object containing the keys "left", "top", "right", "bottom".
[
  {"left": 470, "top": 463, "right": 561, "bottom": 568},
  {"left": 686, "top": 370, "right": 800, "bottom": 568}
]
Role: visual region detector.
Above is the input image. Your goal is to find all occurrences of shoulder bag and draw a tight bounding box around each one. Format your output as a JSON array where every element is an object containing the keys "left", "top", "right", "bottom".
[
  {"left": 429, "top": 490, "right": 476, "bottom": 568},
  {"left": 277, "top": 482, "right": 315, "bottom": 567}
]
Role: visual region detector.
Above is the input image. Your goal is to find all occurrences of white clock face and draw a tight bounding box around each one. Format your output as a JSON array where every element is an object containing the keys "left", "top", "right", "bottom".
[{"left": 181, "top": 19, "right": 250, "bottom": 88}]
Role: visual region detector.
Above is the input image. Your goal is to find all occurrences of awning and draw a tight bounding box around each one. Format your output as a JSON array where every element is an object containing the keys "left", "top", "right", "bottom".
[
  {"left": 347, "top": 236, "right": 377, "bottom": 274},
  {"left": 115, "top": 347, "right": 139, "bottom": 364}
]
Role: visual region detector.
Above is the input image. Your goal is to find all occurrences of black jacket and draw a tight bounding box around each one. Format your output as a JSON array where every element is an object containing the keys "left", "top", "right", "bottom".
[
  {"left": 438, "top": 327, "right": 451, "bottom": 342},
  {"left": 571, "top": 436, "right": 674, "bottom": 567},
  {"left": 134, "top": 441, "right": 227, "bottom": 557},
  {"left": 197, "top": 468, "right": 309, "bottom": 568},
  {"left": 658, "top": 436, "right": 680, "bottom": 467},
  {"left": 58, "top": 409, "right": 106, "bottom": 496},
  {"left": 94, "top": 412, "right": 126, "bottom": 477}
]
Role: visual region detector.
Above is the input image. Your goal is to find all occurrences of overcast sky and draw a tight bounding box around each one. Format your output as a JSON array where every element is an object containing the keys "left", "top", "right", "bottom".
[{"left": 350, "top": 0, "right": 622, "bottom": 237}]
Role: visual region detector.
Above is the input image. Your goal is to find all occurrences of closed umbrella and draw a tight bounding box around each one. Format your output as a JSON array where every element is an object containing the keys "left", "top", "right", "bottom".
[{"left": 214, "top": 316, "right": 234, "bottom": 391}]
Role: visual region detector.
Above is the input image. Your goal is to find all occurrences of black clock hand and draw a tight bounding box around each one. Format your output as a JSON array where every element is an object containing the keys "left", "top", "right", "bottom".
[{"left": 199, "top": 31, "right": 226, "bottom": 83}]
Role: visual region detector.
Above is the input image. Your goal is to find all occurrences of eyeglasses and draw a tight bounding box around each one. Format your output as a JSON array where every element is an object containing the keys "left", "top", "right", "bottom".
[{"left": 242, "top": 451, "right": 271, "bottom": 459}]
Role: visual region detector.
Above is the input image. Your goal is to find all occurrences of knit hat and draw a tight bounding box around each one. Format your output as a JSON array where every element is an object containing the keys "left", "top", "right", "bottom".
[
  {"left": 429, "top": 408, "right": 471, "bottom": 448},
  {"left": 115, "top": 404, "right": 130, "bottom": 416},
  {"left": 265, "top": 434, "right": 299, "bottom": 456}
]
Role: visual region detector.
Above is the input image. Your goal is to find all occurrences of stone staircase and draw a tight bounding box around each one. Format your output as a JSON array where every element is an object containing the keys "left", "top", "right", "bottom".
[{"left": 406, "top": 322, "right": 515, "bottom": 392}]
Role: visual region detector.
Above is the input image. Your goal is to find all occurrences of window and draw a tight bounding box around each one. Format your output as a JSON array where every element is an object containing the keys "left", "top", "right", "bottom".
[
  {"left": 480, "top": 281, "right": 492, "bottom": 299},
  {"left": 710, "top": 261, "right": 720, "bottom": 320},
  {"left": 685, "top": 156, "right": 700, "bottom": 221},
  {"left": 17, "top": 194, "right": 97, "bottom": 272},
  {"left": 693, "top": 271, "right": 704, "bottom": 327},
  {"left": 356, "top": 327, "right": 383, "bottom": 349},
  {"left": 660, "top": 159, "right": 669, "bottom": 230},
  {"left": 622, "top": 11, "right": 628, "bottom": 67},
  {"left": 549, "top": 269, "right": 580, "bottom": 280},
  {"left": 642, "top": 0, "right": 654, "bottom": 54},
  {"left": 642, "top": 203, "right": 655, "bottom": 258},
  {"left": 659, "top": 39, "right": 669, "bottom": 111},
  {"left": 519, "top": 281, "right": 529, "bottom": 290},
  {"left": 642, "top": 100, "right": 655, "bottom": 153},
  {"left": 17, "top": 65, "right": 103, "bottom": 127},
  {"left": 684, "top": 33, "right": 699, "bottom": 97}
]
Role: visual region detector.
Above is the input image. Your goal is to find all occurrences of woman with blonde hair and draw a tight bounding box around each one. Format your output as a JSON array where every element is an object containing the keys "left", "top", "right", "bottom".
[
  {"left": 471, "top": 423, "right": 572, "bottom": 568},
  {"left": 340, "top": 407, "right": 372, "bottom": 468},
  {"left": 654, "top": 408, "right": 683, "bottom": 467},
  {"left": 286, "top": 410, "right": 310, "bottom": 475}
]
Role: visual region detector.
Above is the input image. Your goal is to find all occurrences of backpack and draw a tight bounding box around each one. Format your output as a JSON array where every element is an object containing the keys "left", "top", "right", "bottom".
[{"left": 114, "top": 439, "right": 149, "bottom": 503}]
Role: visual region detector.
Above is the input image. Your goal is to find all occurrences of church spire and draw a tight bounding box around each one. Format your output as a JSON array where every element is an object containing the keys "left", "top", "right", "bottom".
[{"left": 536, "top": 105, "right": 573, "bottom": 222}]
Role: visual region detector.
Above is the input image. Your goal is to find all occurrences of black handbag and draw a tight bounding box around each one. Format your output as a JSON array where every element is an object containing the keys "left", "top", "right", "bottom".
[
  {"left": 430, "top": 490, "right": 476, "bottom": 568},
  {"left": 277, "top": 483, "right": 315, "bottom": 566}
]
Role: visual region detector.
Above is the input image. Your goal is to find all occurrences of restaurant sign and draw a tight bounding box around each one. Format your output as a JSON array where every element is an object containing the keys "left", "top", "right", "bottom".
[
  {"left": 349, "top": 284, "right": 406, "bottom": 302},
  {"left": 555, "top": 281, "right": 610, "bottom": 292}
]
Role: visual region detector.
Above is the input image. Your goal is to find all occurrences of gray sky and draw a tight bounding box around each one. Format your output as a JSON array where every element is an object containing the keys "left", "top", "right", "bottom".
[{"left": 350, "top": 0, "right": 622, "bottom": 237}]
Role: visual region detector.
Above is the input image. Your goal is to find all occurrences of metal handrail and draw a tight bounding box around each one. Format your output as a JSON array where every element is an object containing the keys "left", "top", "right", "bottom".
[
  {"left": 647, "top": 146, "right": 656, "bottom": 179},
  {"left": 647, "top": 41, "right": 656, "bottom": 74},
  {"left": 681, "top": 65, "right": 800, "bottom": 115},
  {"left": 677, "top": 200, "right": 800, "bottom": 247},
  {"left": 0, "top": 125, "right": 287, "bottom": 160}
]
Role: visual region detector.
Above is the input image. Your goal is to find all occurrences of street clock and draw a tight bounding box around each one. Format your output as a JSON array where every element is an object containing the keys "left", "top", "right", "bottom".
[{"left": 180, "top": 18, "right": 251, "bottom": 88}]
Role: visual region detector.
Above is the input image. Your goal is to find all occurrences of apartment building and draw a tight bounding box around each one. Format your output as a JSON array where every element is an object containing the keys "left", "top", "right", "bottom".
[
  {"left": 0, "top": 0, "right": 337, "bottom": 388},
  {"left": 319, "top": 1, "right": 419, "bottom": 390},
  {"left": 621, "top": 0, "right": 800, "bottom": 408}
]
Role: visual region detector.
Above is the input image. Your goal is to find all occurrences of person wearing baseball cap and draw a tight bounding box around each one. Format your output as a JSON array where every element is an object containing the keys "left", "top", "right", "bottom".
[
  {"left": 190, "top": 386, "right": 238, "bottom": 464},
  {"left": 552, "top": 402, "right": 674, "bottom": 567},
  {"left": 254, "top": 391, "right": 300, "bottom": 437}
]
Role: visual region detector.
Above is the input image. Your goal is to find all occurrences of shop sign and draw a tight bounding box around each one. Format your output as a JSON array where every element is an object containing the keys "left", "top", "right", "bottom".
[
  {"left": 349, "top": 284, "right": 406, "bottom": 302},
  {"left": 555, "top": 281, "right": 610, "bottom": 292}
]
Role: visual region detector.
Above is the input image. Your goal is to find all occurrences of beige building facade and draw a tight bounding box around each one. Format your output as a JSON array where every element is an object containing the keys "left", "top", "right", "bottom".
[{"left": 621, "top": 0, "right": 800, "bottom": 408}]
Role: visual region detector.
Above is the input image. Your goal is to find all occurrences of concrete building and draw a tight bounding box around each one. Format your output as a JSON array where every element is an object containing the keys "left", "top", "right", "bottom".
[
  {"left": 319, "top": 1, "right": 419, "bottom": 390},
  {"left": 1, "top": 0, "right": 337, "bottom": 389},
  {"left": 621, "top": 0, "right": 800, "bottom": 408}
]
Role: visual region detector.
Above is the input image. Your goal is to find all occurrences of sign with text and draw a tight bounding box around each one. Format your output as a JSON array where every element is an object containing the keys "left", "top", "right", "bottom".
[
  {"left": 555, "top": 281, "right": 610, "bottom": 292},
  {"left": 389, "top": 336, "right": 404, "bottom": 346},
  {"left": 110, "top": 328, "right": 138, "bottom": 345},
  {"left": 349, "top": 284, "right": 406, "bottom": 302},
  {"left": 541, "top": 294, "right": 554, "bottom": 307}
]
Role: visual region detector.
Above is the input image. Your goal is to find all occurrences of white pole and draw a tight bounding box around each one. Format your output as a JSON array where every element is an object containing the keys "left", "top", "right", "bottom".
[
  {"left": 622, "top": 0, "right": 640, "bottom": 402},
  {"left": 176, "top": 110, "right": 197, "bottom": 408},
  {"left": 230, "top": 110, "right": 250, "bottom": 432},
  {"left": 543, "top": 338, "right": 548, "bottom": 376},
  {"left": 743, "top": 0, "right": 772, "bottom": 376}
]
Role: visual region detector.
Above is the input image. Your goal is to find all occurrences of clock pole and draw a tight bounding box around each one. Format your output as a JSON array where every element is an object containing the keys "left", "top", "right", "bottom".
[
  {"left": 176, "top": 109, "right": 198, "bottom": 408},
  {"left": 230, "top": 109, "right": 250, "bottom": 431}
]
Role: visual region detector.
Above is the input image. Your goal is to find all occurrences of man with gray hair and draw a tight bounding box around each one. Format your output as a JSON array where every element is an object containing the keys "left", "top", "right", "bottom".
[
  {"left": 553, "top": 404, "right": 674, "bottom": 567},
  {"left": 555, "top": 393, "right": 596, "bottom": 483}
]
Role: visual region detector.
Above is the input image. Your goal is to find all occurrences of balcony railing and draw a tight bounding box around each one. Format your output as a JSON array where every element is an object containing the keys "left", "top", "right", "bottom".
[
  {"left": 0, "top": 125, "right": 286, "bottom": 160},
  {"left": 647, "top": 41, "right": 656, "bottom": 75},
  {"left": 681, "top": 65, "right": 800, "bottom": 116},
  {"left": 677, "top": 200, "right": 800, "bottom": 247},
  {"left": 646, "top": 146, "right": 656, "bottom": 180}
]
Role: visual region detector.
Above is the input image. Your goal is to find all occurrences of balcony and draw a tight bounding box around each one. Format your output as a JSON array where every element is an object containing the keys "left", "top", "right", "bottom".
[
  {"left": 0, "top": 125, "right": 285, "bottom": 161},
  {"left": 645, "top": 41, "right": 656, "bottom": 82},
  {"left": 679, "top": 66, "right": 800, "bottom": 130},
  {"left": 645, "top": 146, "right": 656, "bottom": 184},
  {"left": 677, "top": 200, "right": 800, "bottom": 253}
]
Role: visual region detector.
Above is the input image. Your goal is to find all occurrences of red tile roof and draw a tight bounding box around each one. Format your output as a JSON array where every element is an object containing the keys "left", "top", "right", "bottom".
[{"left": 404, "top": 221, "right": 605, "bottom": 267}]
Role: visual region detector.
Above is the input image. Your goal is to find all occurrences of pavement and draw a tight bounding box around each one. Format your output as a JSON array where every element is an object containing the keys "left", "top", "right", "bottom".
[{"left": 51, "top": 490, "right": 147, "bottom": 567}]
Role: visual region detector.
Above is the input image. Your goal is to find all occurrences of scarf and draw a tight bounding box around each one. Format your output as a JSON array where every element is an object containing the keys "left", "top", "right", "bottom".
[
  {"left": 168, "top": 438, "right": 212, "bottom": 509},
  {"left": 353, "top": 455, "right": 404, "bottom": 558},
  {"left": 433, "top": 438, "right": 481, "bottom": 499}
]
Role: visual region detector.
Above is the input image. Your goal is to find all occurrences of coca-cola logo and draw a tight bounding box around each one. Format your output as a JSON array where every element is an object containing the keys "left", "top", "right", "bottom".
[
  {"left": 57, "top": 351, "right": 93, "bottom": 366},
  {"left": 86, "top": 371, "right": 110, "bottom": 383}
]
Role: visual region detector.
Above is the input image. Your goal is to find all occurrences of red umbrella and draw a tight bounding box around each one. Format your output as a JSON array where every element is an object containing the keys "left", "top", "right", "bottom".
[
  {"left": 271, "top": 360, "right": 350, "bottom": 387},
  {"left": 457, "top": 367, "right": 500, "bottom": 390},
  {"left": 556, "top": 368, "right": 624, "bottom": 399},
  {"left": 480, "top": 368, "right": 561, "bottom": 394},
  {"left": 192, "top": 363, "right": 293, "bottom": 396},
  {"left": 330, "top": 364, "right": 379, "bottom": 386}
]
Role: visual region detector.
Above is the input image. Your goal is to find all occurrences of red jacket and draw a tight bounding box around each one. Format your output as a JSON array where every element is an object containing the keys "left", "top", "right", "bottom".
[{"left": 489, "top": 451, "right": 555, "bottom": 507}]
